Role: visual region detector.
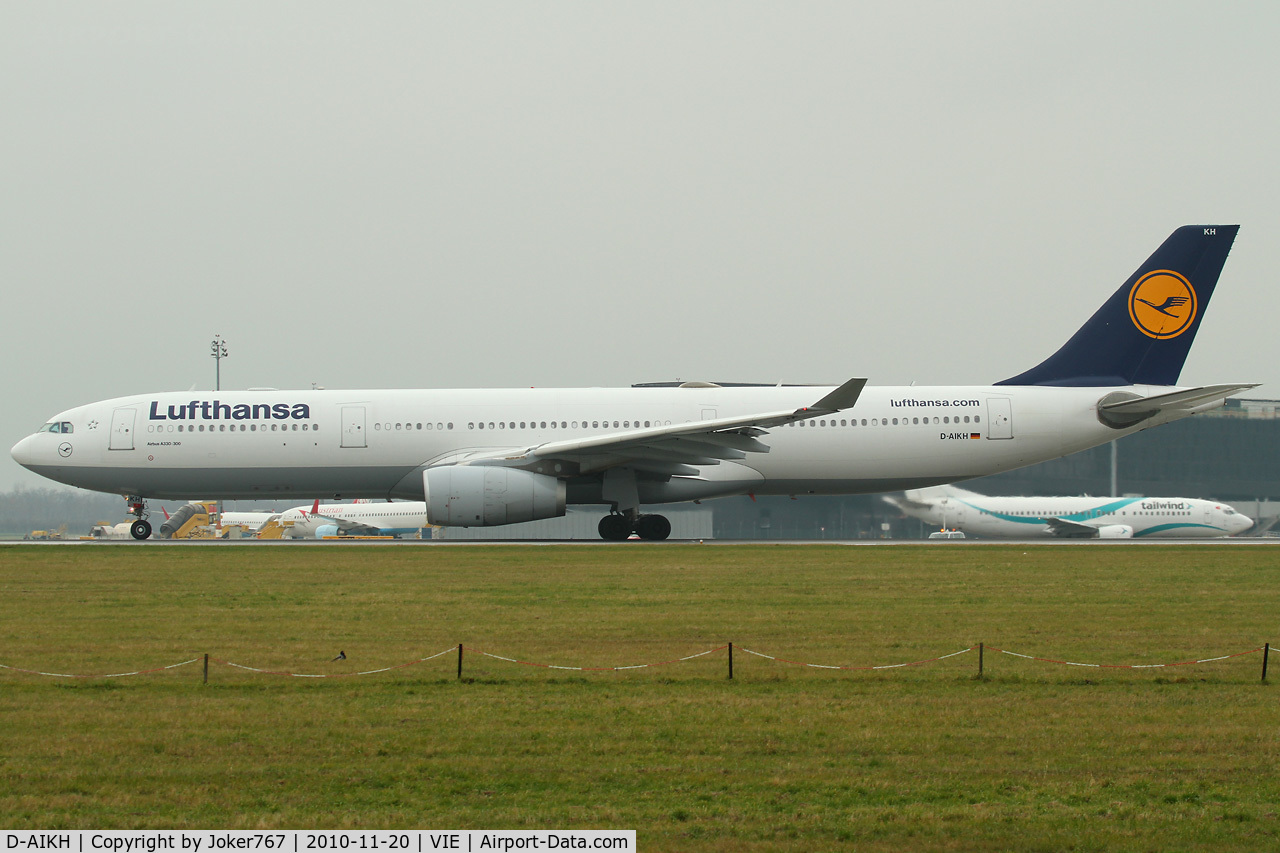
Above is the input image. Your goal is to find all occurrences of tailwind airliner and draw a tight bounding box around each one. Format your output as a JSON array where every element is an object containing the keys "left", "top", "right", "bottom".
[
  {"left": 886, "top": 485, "right": 1253, "bottom": 538},
  {"left": 11, "top": 225, "right": 1256, "bottom": 540}
]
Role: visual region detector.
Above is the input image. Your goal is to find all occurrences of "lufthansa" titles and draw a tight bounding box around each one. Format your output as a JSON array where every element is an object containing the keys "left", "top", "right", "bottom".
[{"left": 148, "top": 401, "right": 311, "bottom": 422}]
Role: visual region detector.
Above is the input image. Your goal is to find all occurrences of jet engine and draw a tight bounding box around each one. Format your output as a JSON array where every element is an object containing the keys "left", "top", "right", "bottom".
[
  {"left": 1093, "top": 525, "right": 1134, "bottom": 539},
  {"left": 424, "top": 466, "right": 566, "bottom": 527},
  {"left": 313, "top": 524, "right": 341, "bottom": 539}
]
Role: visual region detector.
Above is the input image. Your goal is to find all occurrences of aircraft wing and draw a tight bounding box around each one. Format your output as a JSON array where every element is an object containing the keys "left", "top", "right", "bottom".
[
  {"left": 1041, "top": 517, "right": 1102, "bottom": 538},
  {"left": 470, "top": 378, "right": 866, "bottom": 476},
  {"left": 308, "top": 513, "right": 380, "bottom": 536}
]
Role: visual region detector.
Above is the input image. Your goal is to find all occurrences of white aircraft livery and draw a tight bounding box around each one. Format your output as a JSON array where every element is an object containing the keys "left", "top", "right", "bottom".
[
  {"left": 887, "top": 485, "right": 1253, "bottom": 539},
  {"left": 11, "top": 225, "right": 1257, "bottom": 540},
  {"left": 279, "top": 500, "right": 428, "bottom": 539}
]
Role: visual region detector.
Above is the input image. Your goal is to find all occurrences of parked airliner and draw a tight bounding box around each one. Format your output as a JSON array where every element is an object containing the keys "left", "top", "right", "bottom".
[
  {"left": 11, "top": 226, "right": 1256, "bottom": 540},
  {"left": 886, "top": 485, "right": 1253, "bottom": 538},
  {"left": 279, "top": 500, "right": 428, "bottom": 538}
]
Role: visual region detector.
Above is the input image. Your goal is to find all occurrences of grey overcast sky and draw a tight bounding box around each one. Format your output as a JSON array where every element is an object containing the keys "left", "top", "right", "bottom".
[{"left": 3, "top": 2, "right": 1277, "bottom": 491}]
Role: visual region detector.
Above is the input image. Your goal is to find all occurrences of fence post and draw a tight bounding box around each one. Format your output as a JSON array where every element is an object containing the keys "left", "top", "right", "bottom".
[
  {"left": 203, "top": 653, "right": 209, "bottom": 685},
  {"left": 728, "top": 642, "right": 734, "bottom": 680},
  {"left": 457, "top": 643, "right": 463, "bottom": 680},
  {"left": 1263, "top": 642, "right": 1270, "bottom": 683},
  {"left": 978, "top": 643, "right": 984, "bottom": 677}
]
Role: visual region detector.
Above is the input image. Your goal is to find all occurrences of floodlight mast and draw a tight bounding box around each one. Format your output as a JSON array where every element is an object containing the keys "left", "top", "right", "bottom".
[{"left": 211, "top": 335, "right": 228, "bottom": 391}]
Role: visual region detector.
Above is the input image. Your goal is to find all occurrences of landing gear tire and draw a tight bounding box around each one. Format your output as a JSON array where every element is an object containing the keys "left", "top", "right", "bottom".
[
  {"left": 598, "top": 514, "right": 632, "bottom": 541},
  {"left": 130, "top": 520, "right": 152, "bottom": 540},
  {"left": 634, "top": 514, "right": 671, "bottom": 541}
]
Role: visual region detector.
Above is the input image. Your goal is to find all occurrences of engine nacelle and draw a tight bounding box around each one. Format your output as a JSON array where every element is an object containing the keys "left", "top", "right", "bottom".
[
  {"left": 1094, "top": 524, "right": 1134, "bottom": 539},
  {"left": 314, "top": 524, "right": 341, "bottom": 539},
  {"left": 424, "top": 466, "right": 566, "bottom": 527}
]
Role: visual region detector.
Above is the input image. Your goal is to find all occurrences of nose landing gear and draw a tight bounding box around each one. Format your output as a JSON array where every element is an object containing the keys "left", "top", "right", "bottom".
[{"left": 126, "top": 496, "right": 152, "bottom": 540}]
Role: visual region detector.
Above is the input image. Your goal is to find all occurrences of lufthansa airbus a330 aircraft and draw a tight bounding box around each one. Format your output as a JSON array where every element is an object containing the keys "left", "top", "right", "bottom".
[
  {"left": 11, "top": 226, "right": 1255, "bottom": 540},
  {"left": 886, "top": 485, "right": 1253, "bottom": 539}
]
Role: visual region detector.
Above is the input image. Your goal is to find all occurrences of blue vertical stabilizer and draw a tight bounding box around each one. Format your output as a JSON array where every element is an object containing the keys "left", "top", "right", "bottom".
[{"left": 998, "top": 225, "right": 1238, "bottom": 386}]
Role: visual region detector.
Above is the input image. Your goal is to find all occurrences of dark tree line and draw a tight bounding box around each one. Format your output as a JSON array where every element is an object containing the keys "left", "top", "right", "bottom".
[{"left": 0, "top": 487, "right": 126, "bottom": 537}]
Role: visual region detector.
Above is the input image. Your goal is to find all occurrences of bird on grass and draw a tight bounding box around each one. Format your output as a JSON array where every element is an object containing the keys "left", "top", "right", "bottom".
[{"left": 332, "top": 651, "right": 346, "bottom": 661}]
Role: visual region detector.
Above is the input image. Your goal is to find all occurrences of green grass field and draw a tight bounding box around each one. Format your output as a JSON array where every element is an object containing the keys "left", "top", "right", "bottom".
[{"left": 1, "top": 543, "right": 1277, "bottom": 850}]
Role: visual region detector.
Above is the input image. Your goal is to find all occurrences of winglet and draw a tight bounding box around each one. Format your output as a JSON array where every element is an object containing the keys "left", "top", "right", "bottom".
[{"left": 804, "top": 378, "right": 867, "bottom": 415}]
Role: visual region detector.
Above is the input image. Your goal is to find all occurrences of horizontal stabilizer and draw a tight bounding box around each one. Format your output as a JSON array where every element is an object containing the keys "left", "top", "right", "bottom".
[
  {"left": 1100, "top": 383, "right": 1259, "bottom": 416},
  {"left": 882, "top": 494, "right": 934, "bottom": 513}
]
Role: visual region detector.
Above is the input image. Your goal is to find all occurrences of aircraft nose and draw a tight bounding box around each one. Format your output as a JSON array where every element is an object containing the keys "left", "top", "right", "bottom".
[
  {"left": 1232, "top": 514, "right": 1254, "bottom": 535},
  {"left": 10, "top": 434, "right": 39, "bottom": 470}
]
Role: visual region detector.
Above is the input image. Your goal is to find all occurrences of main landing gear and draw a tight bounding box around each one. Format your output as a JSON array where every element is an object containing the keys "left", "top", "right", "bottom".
[
  {"left": 126, "top": 495, "right": 152, "bottom": 540},
  {"left": 598, "top": 512, "right": 672, "bottom": 541}
]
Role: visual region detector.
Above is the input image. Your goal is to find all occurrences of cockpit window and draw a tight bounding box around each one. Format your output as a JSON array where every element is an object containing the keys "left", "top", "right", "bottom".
[{"left": 37, "top": 421, "right": 74, "bottom": 434}]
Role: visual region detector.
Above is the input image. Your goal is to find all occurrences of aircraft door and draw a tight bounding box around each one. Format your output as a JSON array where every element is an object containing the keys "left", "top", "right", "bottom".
[
  {"left": 109, "top": 408, "right": 136, "bottom": 451},
  {"left": 341, "top": 406, "right": 367, "bottom": 448},
  {"left": 986, "top": 398, "right": 1013, "bottom": 439}
]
